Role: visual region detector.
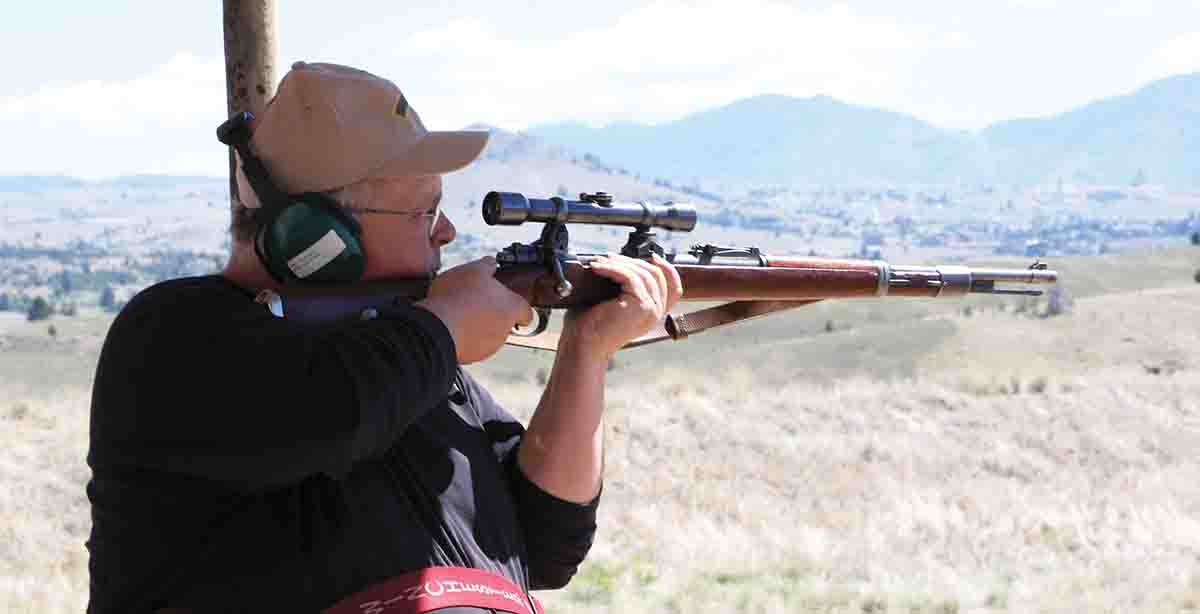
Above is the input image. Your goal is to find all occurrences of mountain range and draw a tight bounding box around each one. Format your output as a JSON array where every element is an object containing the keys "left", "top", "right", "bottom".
[
  {"left": 529, "top": 72, "right": 1200, "bottom": 190},
  {"left": 4, "top": 73, "right": 1196, "bottom": 194}
]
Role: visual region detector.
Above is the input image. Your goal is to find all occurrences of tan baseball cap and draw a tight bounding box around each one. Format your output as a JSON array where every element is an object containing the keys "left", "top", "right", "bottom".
[{"left": 236, "top": 61, "right": 488, "bottom": 208}]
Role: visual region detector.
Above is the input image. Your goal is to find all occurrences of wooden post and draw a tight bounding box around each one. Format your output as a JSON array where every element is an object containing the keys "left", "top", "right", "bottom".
[{"left": 222, "top": 0, "right": 278, "bottom": 206}]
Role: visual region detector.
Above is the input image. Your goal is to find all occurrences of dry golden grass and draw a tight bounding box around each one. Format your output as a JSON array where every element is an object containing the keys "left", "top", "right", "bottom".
[
  {"left": 1, "top": 388, "right": 91, "bottom": 614},
  {"left": 522, "top": 367, "right": 1200, "bottom": 613},
  {"left": 3, "top": 248, "right": 1198, "bottom": 613}
]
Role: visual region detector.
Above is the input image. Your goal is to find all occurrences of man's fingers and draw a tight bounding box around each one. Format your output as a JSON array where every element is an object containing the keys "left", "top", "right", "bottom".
[
  {"left": 591, "top": 255, "right": 664, "bottom": 315},
  {"left": 651, "top": 253, "right": 684, "bottom": 310},
  {"left": 588, "top": 256, "right": 647, "bottom": 306},
  {"left": 637, "top": 256, "right": 670, "bottom": 313},
  {"left": 517, "top": 305, "right": 535, "bottom": 328},
  {"left": 502, "top": 286, "right": 534, "bottom": 328},
  {"left": 472, "top": 255, "right": 532, "bottom": 326},
  {"left": 614, "top": 255, "right": 669, "bottom": 314}
]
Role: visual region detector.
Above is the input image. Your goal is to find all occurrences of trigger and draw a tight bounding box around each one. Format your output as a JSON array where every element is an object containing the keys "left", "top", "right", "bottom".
[{"left": 511, "top": 306, "right": 551, "bottom": 337}]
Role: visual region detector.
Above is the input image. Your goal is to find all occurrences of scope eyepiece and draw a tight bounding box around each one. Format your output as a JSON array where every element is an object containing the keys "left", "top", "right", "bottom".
[{"left": 482, "top": 191, "right": 697, "bottom": 232}]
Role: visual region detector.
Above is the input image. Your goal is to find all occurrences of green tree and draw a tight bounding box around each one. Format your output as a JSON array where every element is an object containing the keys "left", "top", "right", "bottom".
[{"left": 27, "top": 297, "right": 53, "bottom": 321}]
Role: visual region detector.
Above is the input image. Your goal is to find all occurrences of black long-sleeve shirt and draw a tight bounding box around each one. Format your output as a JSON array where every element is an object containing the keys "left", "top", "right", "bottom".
[{"left": 86, "top": 275, "right": 599, "bottom": 613}]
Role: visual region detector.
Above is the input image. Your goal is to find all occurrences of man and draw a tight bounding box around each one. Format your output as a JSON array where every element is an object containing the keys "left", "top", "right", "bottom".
[{"left": 86, "top": 62, "right": 682, "bottom": 613}]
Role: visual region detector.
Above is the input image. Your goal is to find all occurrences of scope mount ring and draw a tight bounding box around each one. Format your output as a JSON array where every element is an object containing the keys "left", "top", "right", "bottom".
[{"left": 548, "top": 197, "right": 570, "bottom": 224}]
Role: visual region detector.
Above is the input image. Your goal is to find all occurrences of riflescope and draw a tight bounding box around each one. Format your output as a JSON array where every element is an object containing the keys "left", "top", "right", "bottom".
[{"left": 483, "top": 191, "right": 697, "bottom": 232}]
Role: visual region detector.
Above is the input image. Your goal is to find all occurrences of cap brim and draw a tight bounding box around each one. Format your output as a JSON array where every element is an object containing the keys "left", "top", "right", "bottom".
[{"left": 369, "top": 130, "right": 489, "bottom": 178}]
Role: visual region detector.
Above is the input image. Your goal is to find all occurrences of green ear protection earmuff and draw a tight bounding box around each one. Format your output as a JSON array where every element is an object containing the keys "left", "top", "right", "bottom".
[{"left": 217, "top": 112, "right": 366, "bottom": 284}]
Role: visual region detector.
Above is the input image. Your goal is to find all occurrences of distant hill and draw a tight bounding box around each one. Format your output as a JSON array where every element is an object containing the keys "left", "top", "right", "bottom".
[
  {"left": 982, "top": 72, "right": 1200, "bottom": 188},
  {"left": 531, "top": 95, "right": 979, "bottom": 188},
  {"left": 97, "top": 174, "right": 225, "bottom": 188},
  {"left": 437, "top": 124, "right": 732, "bottom": 258},
  {"left": 530, "top": 73, "right": 1200, "bottom": 189},
  {"left": 0, "top": 175, "right": 86, "bottom": 192},
  {"left": 445, "top": 123, "right": 726, "bottom": 212},
  {"left": 0, "top": 174, "right": 223, "bottom": 192}
]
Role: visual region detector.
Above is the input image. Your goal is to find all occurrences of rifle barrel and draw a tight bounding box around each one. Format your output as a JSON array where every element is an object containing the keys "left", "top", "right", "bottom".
[{"left": 670, "top": 252, "right": 1058, "bottom": 298}]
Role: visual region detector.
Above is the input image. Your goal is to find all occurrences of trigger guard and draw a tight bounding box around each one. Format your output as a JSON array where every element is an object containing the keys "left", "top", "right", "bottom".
[{"left": 511, "top": 307, "right": 551, "bottom": 337}]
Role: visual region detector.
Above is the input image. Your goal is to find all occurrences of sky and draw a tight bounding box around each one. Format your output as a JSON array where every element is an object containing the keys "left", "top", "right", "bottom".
[{"left": 3, "top": 0, "right": 1198, "bottom": 179}]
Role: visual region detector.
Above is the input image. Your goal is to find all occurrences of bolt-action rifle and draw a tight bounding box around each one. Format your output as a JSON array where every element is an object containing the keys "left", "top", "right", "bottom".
[{"left": 264, "top": 191, "right": 1059, "bottom": 351}]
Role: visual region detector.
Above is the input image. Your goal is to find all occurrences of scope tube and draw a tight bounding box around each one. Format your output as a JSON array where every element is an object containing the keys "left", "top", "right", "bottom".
[{"left": 483, "top": 191, "right": 697, "bottom": 232}]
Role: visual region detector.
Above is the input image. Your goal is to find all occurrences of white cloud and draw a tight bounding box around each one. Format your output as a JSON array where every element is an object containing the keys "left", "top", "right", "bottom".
[
  {"left": 0, "top": 53, "right": 227, "bottom": 177},
  {"left": 2, "top": 53, "right": 224, "bottom": 134},
  {"left": 1144, "top": 31, "right": 1200, "bottom": 81},
  {"left": 384, "top": 1, "right": 968, "bottom": 130}
]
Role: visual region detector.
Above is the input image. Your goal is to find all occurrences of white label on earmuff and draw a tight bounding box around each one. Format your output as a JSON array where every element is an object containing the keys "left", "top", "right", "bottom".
[{"left": 287, "top": 230, "right": 347, "bottom": 279}]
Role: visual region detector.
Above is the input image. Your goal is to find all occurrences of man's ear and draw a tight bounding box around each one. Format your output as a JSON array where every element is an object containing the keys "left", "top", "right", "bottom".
[{"left": 234, "top": 155, "right": 263, "bottom": 210}]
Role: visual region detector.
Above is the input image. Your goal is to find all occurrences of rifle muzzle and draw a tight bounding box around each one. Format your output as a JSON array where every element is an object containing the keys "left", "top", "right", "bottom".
[{"left": 889, "top": 264, "right": 1059, "bottom": 296}]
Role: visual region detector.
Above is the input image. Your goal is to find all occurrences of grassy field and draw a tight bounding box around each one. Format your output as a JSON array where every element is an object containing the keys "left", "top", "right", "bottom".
[{"left": 2, "top": 247, "right": 1198, "bottom": 613}]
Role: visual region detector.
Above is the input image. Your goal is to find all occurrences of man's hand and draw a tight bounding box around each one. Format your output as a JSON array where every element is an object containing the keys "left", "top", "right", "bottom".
[
  {"left": 559, "top": 253, "right": 683, "bottom": 359},
  {"left": 416, "top": 257, "right": 533, "bottom": 364}
]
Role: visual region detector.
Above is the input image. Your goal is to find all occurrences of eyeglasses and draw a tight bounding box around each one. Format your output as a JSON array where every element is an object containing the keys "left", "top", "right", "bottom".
[{"left": 344, "top": 202, "right": 442, "bottom": 239}]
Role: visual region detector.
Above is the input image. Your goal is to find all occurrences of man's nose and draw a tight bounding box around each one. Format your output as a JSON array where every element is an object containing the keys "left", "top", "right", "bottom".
[{"left": 433, "top": 213, "right": 456, "bottom": 246}]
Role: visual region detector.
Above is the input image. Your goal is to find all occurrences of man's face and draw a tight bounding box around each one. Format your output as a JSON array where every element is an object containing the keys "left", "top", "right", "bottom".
[{"left": 353, "top": 174, "right": 456, "bottom": 280}]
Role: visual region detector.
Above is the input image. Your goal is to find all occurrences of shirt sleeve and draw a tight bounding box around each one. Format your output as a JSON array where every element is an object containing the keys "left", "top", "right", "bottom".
[
  {"left": 459, "top": 372, "right": 600, "bottom": 590},
  {"left": 88, "top": 278, "right": 458, "bottom": 494},
  {"left": 506, "top": 455, "right": 601, "bottom": 590}
]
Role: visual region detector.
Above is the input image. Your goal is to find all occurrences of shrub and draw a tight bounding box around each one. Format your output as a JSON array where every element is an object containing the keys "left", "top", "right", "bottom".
[
  {"left": 27, "top": 297, "right": 53, "bottom": 321},
  {"left": 1043, "top": 287, "right": 1071, "bottom": 318}
]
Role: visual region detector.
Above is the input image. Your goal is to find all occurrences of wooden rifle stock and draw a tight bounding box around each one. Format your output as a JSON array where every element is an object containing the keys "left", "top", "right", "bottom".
[
  {"left": 495, "top": 254, "right": 1057, "bottom": 308},
  {"left": 494, "top": 261, "right": 879, "bottom": 308},
  {"left": 268, "top": 255, "right": 1055, "bottom": 352}
]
